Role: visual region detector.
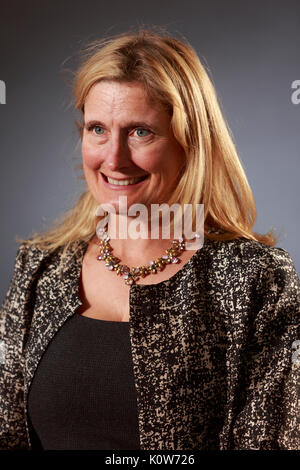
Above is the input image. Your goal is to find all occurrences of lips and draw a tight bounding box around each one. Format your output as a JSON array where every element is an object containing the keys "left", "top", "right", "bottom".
[
  {"left": 100, "top": 172, "right": 150, "bottom": 189},
  {"left": 102, "top": 173, "right": 148, "bottom": 182}
]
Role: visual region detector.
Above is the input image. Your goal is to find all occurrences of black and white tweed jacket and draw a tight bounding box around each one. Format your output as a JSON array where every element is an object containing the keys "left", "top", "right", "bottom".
[{"left": 0, "top": 236, "right": 299, "bottom": 450}]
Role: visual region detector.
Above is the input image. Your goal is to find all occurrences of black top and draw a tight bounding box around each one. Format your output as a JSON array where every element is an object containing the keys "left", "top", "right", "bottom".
[{"left": 27, "top": 313, "right": 140, "bottom": 450}]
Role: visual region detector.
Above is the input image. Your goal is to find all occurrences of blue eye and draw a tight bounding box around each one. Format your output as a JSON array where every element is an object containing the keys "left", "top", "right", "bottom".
[
  {"left": 135, "top": 128, "right": 150, "bottom": 138},
  {"left": 93, "top": 126, "right": 104, "bottom": 135}
]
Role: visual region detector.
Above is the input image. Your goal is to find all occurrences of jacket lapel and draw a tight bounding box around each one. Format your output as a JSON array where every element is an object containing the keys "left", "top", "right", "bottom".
[{"left": 24, "top": 241, "right": 89, "bottom": 432}]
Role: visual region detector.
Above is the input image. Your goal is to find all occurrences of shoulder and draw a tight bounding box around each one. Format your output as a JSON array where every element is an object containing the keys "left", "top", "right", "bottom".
[
  {"left": 199, "top": 237, "right": 299, "bottom": 294},
  {"left": 11, "top": 242, "right": 56, "bottom": 280},
  {"left": 14, "top": 241, "right": 50, "bottom": 266},
  {"left": 11, "top": 239, "right": 88, "bottom": 280},
  {"left": 203, "top": 236, "right": 297, "bottom": 271}
]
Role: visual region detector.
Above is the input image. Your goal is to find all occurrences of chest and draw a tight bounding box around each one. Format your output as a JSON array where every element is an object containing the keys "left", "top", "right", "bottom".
[{"left": 77, "top": 258, "right": 131, "bottom": 321}]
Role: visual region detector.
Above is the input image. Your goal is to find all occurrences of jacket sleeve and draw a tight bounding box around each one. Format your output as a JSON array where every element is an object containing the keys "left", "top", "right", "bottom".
[
  {"left": 232, "top": 247, "right": 300, "bottom": 450},
  {"left": 0, "top": 243, "right": 31, "bottom": 450}
]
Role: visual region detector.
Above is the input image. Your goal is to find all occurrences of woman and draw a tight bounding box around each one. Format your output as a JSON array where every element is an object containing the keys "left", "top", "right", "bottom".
[{"left": 0, "top": 29, "right": 299, "bottom": 451}]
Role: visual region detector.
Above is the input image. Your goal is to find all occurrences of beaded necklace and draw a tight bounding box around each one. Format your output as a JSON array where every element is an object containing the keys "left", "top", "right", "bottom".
[{"left": 96, "top": 226, "right": 192, "bottom": 286}]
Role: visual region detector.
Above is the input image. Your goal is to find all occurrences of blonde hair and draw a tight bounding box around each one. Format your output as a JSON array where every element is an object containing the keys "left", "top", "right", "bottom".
[{"left": 17, "top": 27, "right": 277, "bottom": 262}]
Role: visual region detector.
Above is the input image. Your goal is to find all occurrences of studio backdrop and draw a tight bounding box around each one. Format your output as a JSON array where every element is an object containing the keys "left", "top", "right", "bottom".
[{"left": 0, "top": 0, "right": 299, "bottom": 301}]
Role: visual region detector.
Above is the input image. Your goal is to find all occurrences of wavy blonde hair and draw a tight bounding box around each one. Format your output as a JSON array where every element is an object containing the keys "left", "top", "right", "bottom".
[{"left": 17, "top": 27, "right": 277, "bottom": 260}]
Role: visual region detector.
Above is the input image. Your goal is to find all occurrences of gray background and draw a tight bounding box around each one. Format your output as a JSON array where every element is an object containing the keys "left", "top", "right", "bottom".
[{"left": 0, "top": 0, "right": 299, "bottom": 301}]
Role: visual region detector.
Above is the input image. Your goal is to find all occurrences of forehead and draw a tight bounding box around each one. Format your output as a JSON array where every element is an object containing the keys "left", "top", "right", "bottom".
[{"left": 84, "top": 80, "right": 165, "bottom": 119}]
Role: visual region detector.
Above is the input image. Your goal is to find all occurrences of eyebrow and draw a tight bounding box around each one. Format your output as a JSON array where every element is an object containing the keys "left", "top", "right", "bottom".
[{"left": 84, "top": 119, "right": 159, "bottom": 132}]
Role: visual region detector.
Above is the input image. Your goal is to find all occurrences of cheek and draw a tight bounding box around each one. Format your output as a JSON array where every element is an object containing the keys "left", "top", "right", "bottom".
[
  {"left": 138, "top": 146, "right": 169, "bottom": 173},
  {"left": 144, "top": 145, "right": 183, "bottom": 176},
  {"left": 81, "top": 141, "right": 101, "bottom": 171}
]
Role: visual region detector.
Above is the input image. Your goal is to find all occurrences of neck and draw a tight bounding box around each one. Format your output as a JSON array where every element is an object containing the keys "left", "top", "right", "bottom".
[{"left": 95, "top": 212, "right": 188, "bottom": 265}]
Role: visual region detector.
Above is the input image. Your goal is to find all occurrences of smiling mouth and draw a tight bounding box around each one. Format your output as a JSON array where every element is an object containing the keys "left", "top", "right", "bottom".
[{"left": 101, "top": 173, "right": 149, "bottom": 186}]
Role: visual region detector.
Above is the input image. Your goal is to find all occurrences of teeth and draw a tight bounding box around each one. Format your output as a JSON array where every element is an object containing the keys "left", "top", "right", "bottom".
[{"left": 106, "top": 176, "right": 146, "bottom": 185}]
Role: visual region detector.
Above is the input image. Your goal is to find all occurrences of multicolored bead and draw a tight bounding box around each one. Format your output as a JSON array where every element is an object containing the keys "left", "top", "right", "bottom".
[{"left": 95, "top": 228, "right": 186, "bottom": 286}]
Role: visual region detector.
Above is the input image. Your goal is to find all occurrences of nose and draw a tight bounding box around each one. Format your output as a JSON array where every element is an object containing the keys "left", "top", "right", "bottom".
[{"left": 106, "top": 133, "right": 131, "bottom": 171}]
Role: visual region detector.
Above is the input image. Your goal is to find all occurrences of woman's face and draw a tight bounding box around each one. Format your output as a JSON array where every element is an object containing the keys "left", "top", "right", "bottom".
[{"left": 81, "top": 80, "right": 185, "bottom": 214}]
